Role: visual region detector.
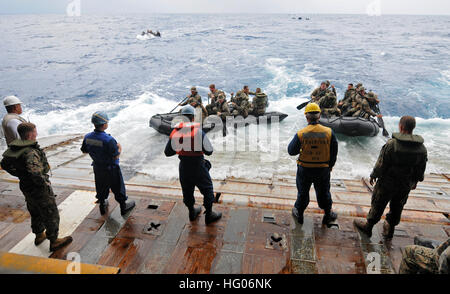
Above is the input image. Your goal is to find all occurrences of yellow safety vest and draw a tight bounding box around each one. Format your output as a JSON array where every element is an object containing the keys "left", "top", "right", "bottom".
[{"left": 297, "top": 124, "right": 332, "bottom": 168}]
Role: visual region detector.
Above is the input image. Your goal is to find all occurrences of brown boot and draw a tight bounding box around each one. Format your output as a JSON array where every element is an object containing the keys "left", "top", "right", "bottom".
[
  {"left": 49, "top": 236, "right": 73, "bottom": 252},
  {"left": 34, "top": 231, "right": 46, "bottom": 246},
  {"left": 382, "top": 221, "right": 395, "bottom": 240},
  {"left": 353, "top": 219, "right": 374, "bottom": 237}
]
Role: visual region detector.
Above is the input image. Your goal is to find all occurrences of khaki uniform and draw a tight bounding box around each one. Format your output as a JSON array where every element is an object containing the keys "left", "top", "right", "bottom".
[
  {"left": 1, "top": 139, "right": 60, "bottom": 241},
  {"left": 318, "top": 93, "right": 341, "bottom": 116},
  {"left": 366, "top": 133, "right": 427, "bottom": 227},
  {"left": 249, "top": 92, "right": 268, "bottom": 116},
  {"left": 399, "top": 238, "right": 450, "bottom": 274},
  {"left": 231, "top": 90, "right": 251, "bottom": 117}
]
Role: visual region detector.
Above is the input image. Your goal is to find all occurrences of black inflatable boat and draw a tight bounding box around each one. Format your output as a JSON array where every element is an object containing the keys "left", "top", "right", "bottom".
[
  {"left": 149, "top": 111, "right": 289, "bottom": 136},
  {"left": 319, "top": 116, "right": 380, "bottom": 137}
]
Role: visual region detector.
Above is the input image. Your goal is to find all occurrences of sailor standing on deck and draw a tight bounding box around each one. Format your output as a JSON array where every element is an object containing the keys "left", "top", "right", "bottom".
[
  {"left": 353, "top": 116, "right": 427, "bottom": 239},
  {"left": 2, "top": 95, "right": 27, "bottom": 146},
  {"left": 81, "top": 111, "right": 135, "bottom": 215},
  {"left": 164, "top": 105, "right": 222, "bottom": 225},
  {"left": 288, "top": 103, "right": 338, "bottom": 226},
  {"left": 1, "top": 123, "right": 73, "bottom": 252}
]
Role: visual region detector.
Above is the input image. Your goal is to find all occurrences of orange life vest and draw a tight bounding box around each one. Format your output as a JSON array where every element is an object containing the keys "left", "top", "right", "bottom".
[
  {"left": 169, "top": 122, "right": 204, "bottom": 156},
  {"left": 297, "top": 124, "right": 332, "bottom": 168}
]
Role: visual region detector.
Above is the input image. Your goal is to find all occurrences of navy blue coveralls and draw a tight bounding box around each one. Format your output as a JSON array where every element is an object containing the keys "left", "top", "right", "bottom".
[
  {"left": 81, "top": 130, "right": 127, "bottom": 204},
  {"left": 287, "top": 123, "right": 338, "bottom": 214},
  {"left": 164, "top": 130, "right": 215, "bottom": 210}
]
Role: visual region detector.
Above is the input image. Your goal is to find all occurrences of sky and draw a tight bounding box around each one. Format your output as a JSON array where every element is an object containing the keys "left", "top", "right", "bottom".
[{"left": 1, "top": 0, "right": 450, "bottom": 15}]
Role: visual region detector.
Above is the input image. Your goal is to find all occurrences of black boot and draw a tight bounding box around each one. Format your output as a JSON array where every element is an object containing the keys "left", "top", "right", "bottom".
[
  {"left": 322, "top": 210, "right": 337, "bottom": 225},
  {"left": 292, "top": 207, "right": 304, "bottom": 224},
  {"left": 205, "top": 209, "right": 222, "bottom": 225},
  {"left": 120, "top": 200, "right": 136, "bottom": 215},
  {"left": 353, "top": 219, "right": 374, "bottom": 237},
  {"left": 99, "top": 199, "right": 109, "bottom": 215},
  {"left": 188, "top": 206, "right": 202, "bottom": 221}
]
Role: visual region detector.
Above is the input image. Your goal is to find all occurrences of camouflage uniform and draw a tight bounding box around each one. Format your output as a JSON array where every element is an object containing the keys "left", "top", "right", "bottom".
[
  {"left": 1, "top": 139, "right": 60, "bottom": 241},
  {"left": 249, "top": 92, "right": 268, "bottom": 116},
  {"left": 231, "top": 90, "right": 251, "bottom": 117},
  {"left": 318, "top": 92, "right": 341, "bottom": 117},
  {"left": 352, "top": 92, "right": 379, "bottom": 119},
  {"left": 325, "top": 81, "right": 337, "bottom": 97},
  {"left": 339, "top": 87, "right": 356, "bottom": 113},
  {"left": 210, "top": 94, "right": 231, "bottom": 120},
  {"left": 366, "top": 133, "right": 427, "bottom": 228},
  {"left": 399, "top": 238, "right": 450, "bottom": 274},
  {"left": 182, "top": 92, "right": 207, "bottom": 120},
  {"left": 310, "top": 87, "right": 328, "bottom": 103},
  {"left": 206, "top": 89, "right": 224, "bottom": 115},
  {"left": 345, "top": 91, "right": 365, "bottom": 117}
]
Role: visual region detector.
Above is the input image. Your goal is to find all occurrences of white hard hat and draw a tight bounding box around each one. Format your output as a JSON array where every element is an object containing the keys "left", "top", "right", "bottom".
[{"left": 3, "top": 96, "right": 22, "bottom": 107}]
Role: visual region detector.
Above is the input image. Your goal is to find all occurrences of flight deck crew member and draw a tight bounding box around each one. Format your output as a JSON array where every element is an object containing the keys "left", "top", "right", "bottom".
[
  {"left": 164, "top": 105, "right": 222, "bottom": 225},
  {"left": 2, "top": 95, "right": 27, "bottom": 146},
  {"left": 81, "top": 111, "right": 135, "bottom": 215},
  {"left": 1, "top": 122, "right": 73, "bottom": 252},
  {"left": 353, "top": 116, "right": 427, "bottom": 239},
  {"left": 288, "top": 103, "right": 338, "bottom": 225}
]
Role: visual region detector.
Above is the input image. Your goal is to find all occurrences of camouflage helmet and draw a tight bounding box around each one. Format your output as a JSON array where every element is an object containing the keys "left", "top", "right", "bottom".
[
  {"left": 356, "top": 83, "right": 363, "bottom": 89},
  {"left": 218, "top": 92, "right": 226, "bottom": 100},
  {"left": 359, "top": 87, "right": 365, "bottom": 92},
  {"left": 190, "top": 86, "right": 197, "bottom": 91}
]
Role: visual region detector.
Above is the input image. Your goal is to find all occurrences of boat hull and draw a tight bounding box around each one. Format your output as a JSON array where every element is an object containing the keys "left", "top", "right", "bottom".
[
  {"left": 319, "top": 116, "right": 380, "bottom": 137},
  {"left": 149, "top": 112, "right": 289, "bottom": 135}
]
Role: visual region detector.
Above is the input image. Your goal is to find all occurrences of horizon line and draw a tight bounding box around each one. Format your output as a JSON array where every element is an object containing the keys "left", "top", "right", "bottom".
[{"left": 1, "top": 12, "right": 450, "bottom": 16}]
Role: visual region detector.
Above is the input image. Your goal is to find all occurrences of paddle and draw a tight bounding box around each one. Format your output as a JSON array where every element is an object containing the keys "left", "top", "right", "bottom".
[
  {"left": 374, "top": 105, "right": 389, "bottom": 137},
  {"left": 169, "top": 97, "right": 189, "bottom": 113},
  {"left": 296, "top": 100, "right": 310, "bottom": 110}
]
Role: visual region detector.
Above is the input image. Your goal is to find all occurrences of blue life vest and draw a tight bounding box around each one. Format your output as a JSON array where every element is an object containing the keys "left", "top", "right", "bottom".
[{"left": 82, "top": 130, "right": 119, "bottom": 168}]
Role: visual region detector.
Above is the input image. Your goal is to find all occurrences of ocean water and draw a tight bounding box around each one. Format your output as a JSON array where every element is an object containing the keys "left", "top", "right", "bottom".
[{"left": 0, "top": 14, "right": 449, "bottom": 180}]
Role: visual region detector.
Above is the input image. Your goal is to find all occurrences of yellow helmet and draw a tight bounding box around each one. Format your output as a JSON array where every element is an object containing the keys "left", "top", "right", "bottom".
[{"left": 304, "top": 102, "right": 321, "bottom": 114}]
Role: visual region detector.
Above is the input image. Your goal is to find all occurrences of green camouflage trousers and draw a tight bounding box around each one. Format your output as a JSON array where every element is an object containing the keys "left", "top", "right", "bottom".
[
  {"left": 399, "top": 245, "right": 439, "bottom": 274},
  {"left": 322, "top": 107, "right": 341, "bottom": 116},
  {"left": 366, "top": 179, "right": 411, "bottom": 226},
  {"left": 232, "top": 109, "right": 248, "bottom": 118},
  {"left": 23, "top": 187, "right": 60, "bottom": 241}
]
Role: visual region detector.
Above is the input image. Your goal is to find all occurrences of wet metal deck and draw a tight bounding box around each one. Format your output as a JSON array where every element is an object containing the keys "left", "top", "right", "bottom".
[{"left": 0, "top": 135, "right": 448, "bottom": 274}]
